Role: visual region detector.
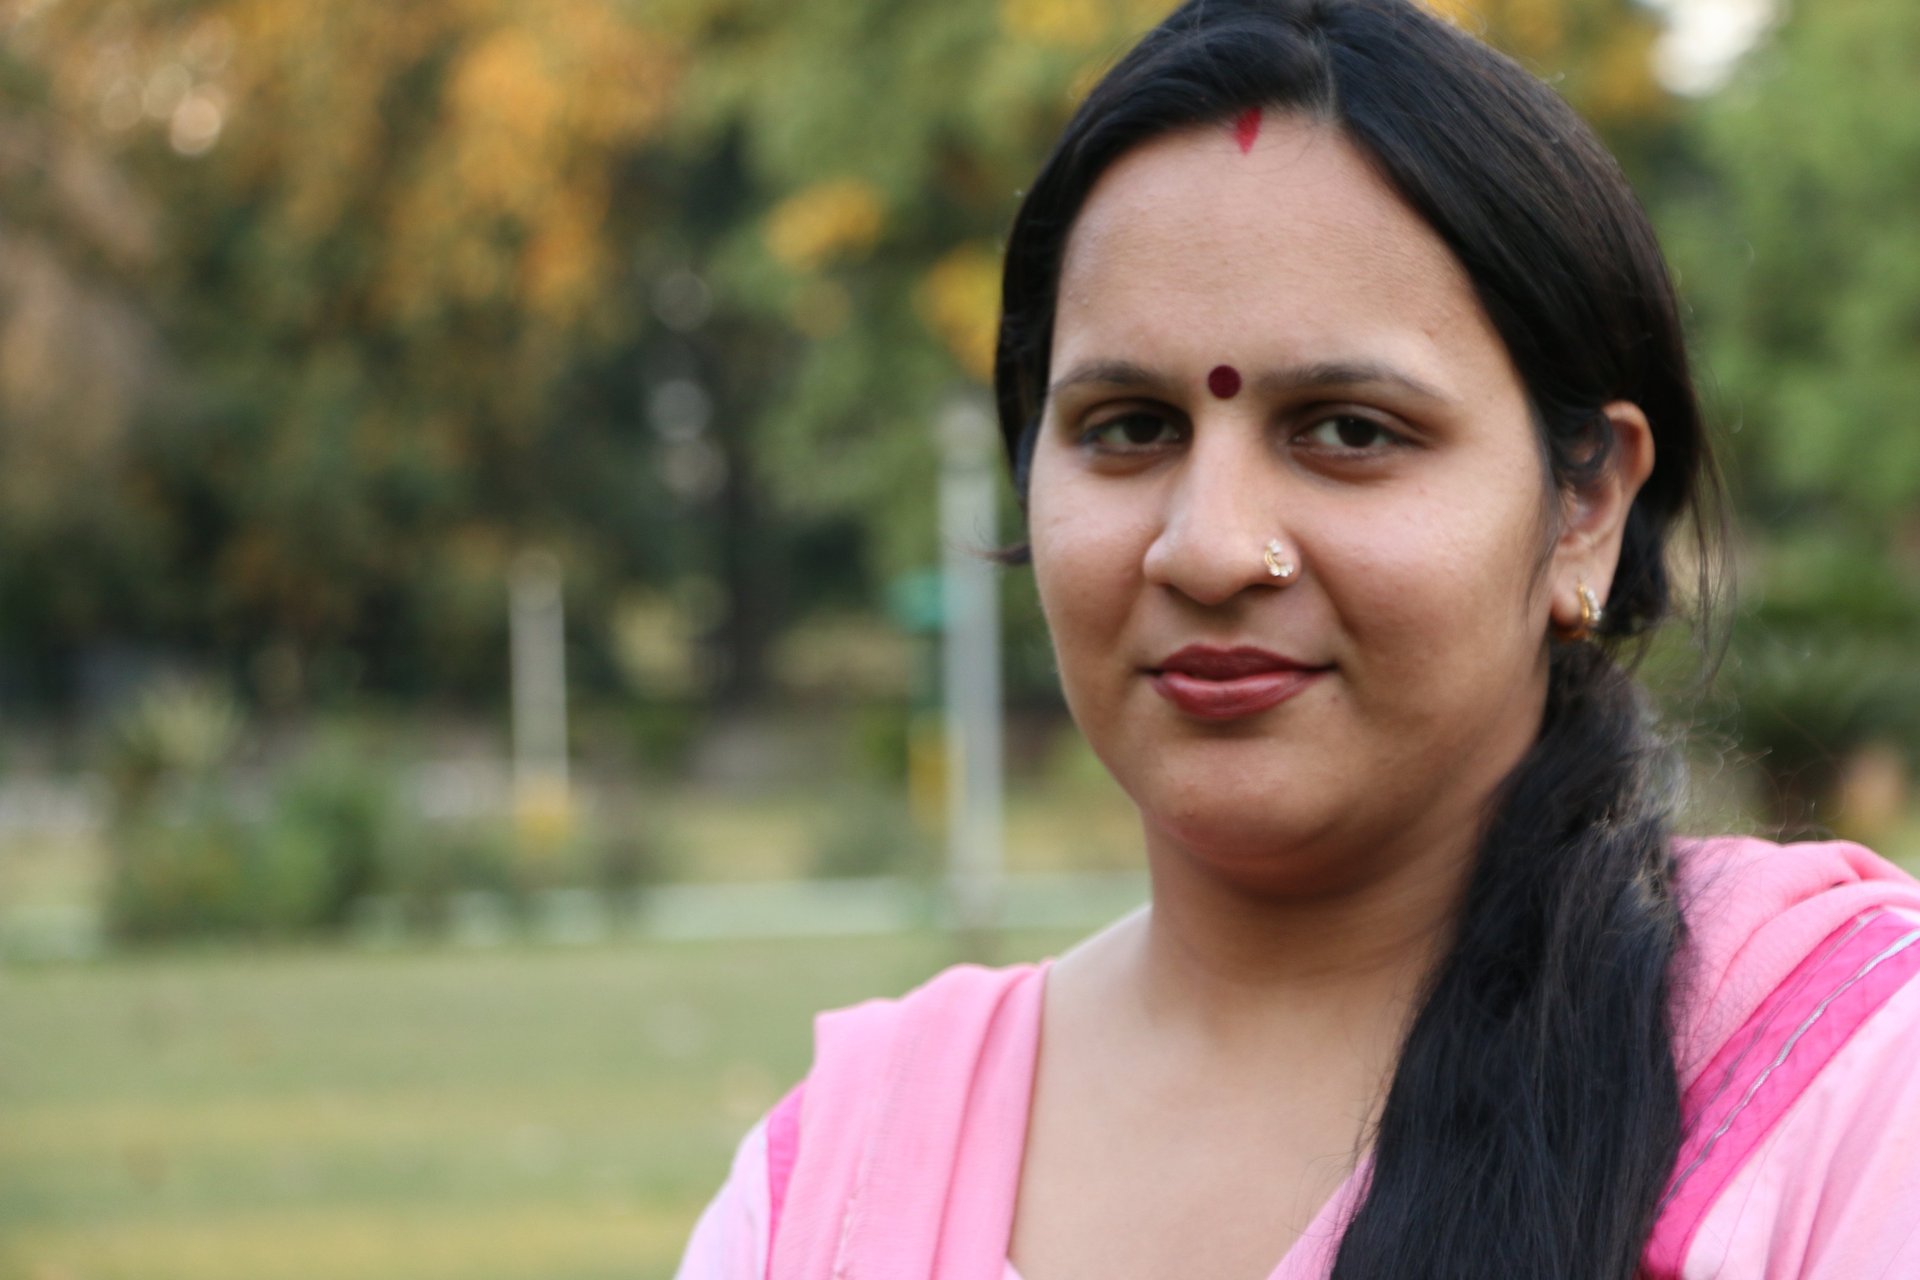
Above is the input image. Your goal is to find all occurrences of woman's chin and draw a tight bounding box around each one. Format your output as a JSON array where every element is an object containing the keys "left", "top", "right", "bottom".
[{"left": 1142, "top": 804, "right": 1369, "bottom": 897}]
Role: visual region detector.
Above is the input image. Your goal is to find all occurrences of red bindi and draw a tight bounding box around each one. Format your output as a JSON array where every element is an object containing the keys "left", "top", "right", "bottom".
[
  {"left": 1207, "top": 365, "right": 1242, "bottom": 398},
  {"left": 1232, "top": 107, "right": 1262, "bottom": 154}
]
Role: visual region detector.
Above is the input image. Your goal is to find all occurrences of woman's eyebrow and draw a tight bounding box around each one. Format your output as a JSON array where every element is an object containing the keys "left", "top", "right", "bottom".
[
  {"left": 1254, "top": 358, "right": 1455, "bottom": 406},
  {"left": 1047, "top": 357, "right": 1454, "bottom": 404},
  {"left": 1045, "top": 358, "right": 1166, "bottom": 399}
]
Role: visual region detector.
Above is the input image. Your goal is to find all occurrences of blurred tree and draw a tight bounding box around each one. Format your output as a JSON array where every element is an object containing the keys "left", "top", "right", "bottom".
[
  {"left": 661, "top": 0, "right": 1162, "bottom": 581},
  {"left": 6, "top": 0, "right": 691, "bottom": 702},
  {"left": 0, "top": 0, "right": 1691, "bottom": 713},
  {"left": 1425, "top": 0, "right": 1675, "bottom": 157},
  {"left": 667, "top": 0, "right": 1686, "bottom": 701},
  {"left": 698, "top": 0, "right": 1680, "bottom": 552},
  {"left": 0, "top": 38, "right": 171, "bottom": 701},
  {"left": 1670, "top": 0, "right": 1920, "bottom": 523},
  {"left": 1660, "top": 0, "right": 1920, "bottom": 823}
]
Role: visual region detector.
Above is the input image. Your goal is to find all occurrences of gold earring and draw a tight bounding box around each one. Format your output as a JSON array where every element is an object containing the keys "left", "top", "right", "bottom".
[
  {"left": 1263, "top": 539, "right": 1299, "bottom": 582},
  {"left": 1559, "top": 580, "right": 1604, "bottom": 641}
]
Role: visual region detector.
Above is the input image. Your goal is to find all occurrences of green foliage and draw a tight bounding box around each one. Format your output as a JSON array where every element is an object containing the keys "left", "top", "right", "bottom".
[
  {"left": 104, "top": 678, "right": 243, "bottom": 803},
  {"left": 593, "top": 820, "right": 676, "bottom": 895},
  {"left": 1693, "top": 541, "right": 1920, "bottom": 823},
  {"left": 270, "top": 732, "right": 407, "bottom": 924},
  {"left": 1654, "top": 0, "right": 1920, "bottom": 813},
  {"left": 0, "top": 0, "right": 1697, "bottom": 714},
  {"left": 1, "top": 0, "right": 691, "bottom": 701},
  {"left": 626, "top": 700, "right": 712, "bottom": 774},
  {"left": 103, "top": 691, "right": 405, "bottom": 941},
  {"left": 846, "top": 702, "right": 914, "bottom": 785},
  {"left": 372, "top": 821, "right": 521, "bottom": 929},
  {"left": 1670, "top": 0, "right": 1920, "bottom": 521},
  {"left": 3, "top": 0, "right": 1910, "bottom": 834},
  {"left": 107, "top": 788, "right": 337, "bottom": 942}
]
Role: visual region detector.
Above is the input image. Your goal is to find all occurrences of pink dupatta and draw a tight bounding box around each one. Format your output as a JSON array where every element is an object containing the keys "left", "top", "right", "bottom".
[
  {"left": 741, "top": 837, "right": 1920, "bottom": 1280},
  {"left": 762, "top": 959, "right": 1364, "bottom": 1280},
  {"left": 767, "top": 963, "right": 1047, "bottom": 1280},
  {"left": 1642, "top": 838, "right": 1920, "bottom": 1274}
]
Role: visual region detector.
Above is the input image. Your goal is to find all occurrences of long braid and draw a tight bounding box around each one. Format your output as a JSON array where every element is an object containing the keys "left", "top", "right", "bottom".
[{"left": 1330, "top": 645, "right": 1685, "bottom": 1277}]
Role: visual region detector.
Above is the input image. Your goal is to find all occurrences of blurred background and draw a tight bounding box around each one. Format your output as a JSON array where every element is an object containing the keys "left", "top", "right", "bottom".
[{"left": 1, "top": 0, "right": 1916, "bottom": 1276}]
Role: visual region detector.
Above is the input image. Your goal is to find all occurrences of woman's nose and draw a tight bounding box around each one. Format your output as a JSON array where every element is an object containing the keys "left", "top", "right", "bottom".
[{"left": 1140, "top": 431, "right": 1292, "bottom": 607}]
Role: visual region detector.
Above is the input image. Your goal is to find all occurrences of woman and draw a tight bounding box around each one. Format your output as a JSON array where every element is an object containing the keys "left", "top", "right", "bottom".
[{"left": 678, "top": 2, "right": 1920, "bottom": 1277}]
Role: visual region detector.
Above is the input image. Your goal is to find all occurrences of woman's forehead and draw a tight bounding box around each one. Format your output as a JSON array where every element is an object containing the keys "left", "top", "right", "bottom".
[{"left": 1051, "top": 115, "right": 1499, "bottom": 386}]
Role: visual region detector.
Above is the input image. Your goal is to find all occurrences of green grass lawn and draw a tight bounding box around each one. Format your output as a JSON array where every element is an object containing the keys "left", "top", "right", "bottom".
[
  {"left": 0, "top": 932, "right": 1075, "bottom": 1280},
  {"left": 2, "top": 742, "right": 1912, "bottom": 1280}
]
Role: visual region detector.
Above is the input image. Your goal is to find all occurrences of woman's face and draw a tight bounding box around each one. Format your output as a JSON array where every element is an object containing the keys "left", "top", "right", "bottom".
[{"left": 1028, "top": 115, "right": 1583, "bottom": 893}]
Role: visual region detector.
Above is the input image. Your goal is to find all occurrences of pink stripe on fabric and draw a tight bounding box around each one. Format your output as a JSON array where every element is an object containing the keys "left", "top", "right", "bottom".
[
  {"left": 764, "top": 1081, "right": 805, "bottom": 1278},
  {"left": 1644, "top": 909, "right": 1920, "bottom": 1276}
]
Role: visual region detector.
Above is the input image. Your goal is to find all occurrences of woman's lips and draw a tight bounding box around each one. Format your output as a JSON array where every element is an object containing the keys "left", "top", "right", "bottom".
[{"left": 1146, "top": 645, "right": 1329, "bottom": 720}]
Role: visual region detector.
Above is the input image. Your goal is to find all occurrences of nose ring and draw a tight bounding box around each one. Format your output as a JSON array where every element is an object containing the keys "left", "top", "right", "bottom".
[{"left": 1263, "top": 539, "right": 1299, "bottom": 582}]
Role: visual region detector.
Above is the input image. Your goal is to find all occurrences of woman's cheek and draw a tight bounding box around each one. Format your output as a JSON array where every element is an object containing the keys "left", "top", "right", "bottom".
[
  {"left": 1324, "top": 487, "right": 1525, "bottom": 629},
  {"left": 1308, "top": 513, "right": 1436, "bottom": 656},
  {"left": 1037, "top": 548, "right": 1125, "bottom": 679},
  {"left": 1033, "top": 491, "right": 1143, "bottom": 622}
]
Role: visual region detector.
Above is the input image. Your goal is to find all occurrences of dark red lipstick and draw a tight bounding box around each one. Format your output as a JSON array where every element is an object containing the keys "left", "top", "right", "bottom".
[{"left": 1147, "top": 645, "right": 1329, "bottom": 720}]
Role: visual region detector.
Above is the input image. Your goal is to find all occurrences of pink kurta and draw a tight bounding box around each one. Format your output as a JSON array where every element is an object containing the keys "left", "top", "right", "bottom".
[{"left": 675, "top": 838, "right": 1920, "bottom": 1280}]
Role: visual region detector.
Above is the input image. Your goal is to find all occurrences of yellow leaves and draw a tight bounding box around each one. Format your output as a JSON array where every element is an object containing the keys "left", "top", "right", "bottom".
[
  {"left": 545, "top": 0, "right": 680, "bottom": 143},
  {"left": 1416, "top": 0, "right": 1668, "bottom": 124},
  {"left": 1500, "top": 0, "right": 1564, "bottom": 58},
  {"left": 61, "top": 0, "right": 688, "bottom": 335},
  {"left": 448, "top": 27, "right": 566, "bottom": 215},
  {"left": 216, "top": 2, "right": 397, "bottom": 235},
  {"left": 1122, "top": 0, "right": 1186, "bottom": 33},
  {"left": 440, "top": 5, "right": 677, "bottom": 217},
  {"left": 611, "top": 590, "right": 706, "bottom": 696},
  {"left": 763, "top": 179, "right": 887, "bottom": 272},
  {"left": 521, "top": 189, "right": 604, "bottom": 319},
  {"left": 915, "top": 242, "right": 1001, "bottom": 383},
  {"left": 359, "top": 2, "right": 683, "bottom": 333},
  {"left": 759, "top": 180, "right": 868, "bottom": 339},
  {"left": 1002, "top": 0, "right": 1175, "bottom": 49},
  {"left": 1000, "top": 0, "right": 1110, "bottom": 48},
  {"left": 1418, "top": 0, "right": 1481, "bottom": 30},
  {"left": 1583, "top": 20, "right": 1666, "bottom": 123}
]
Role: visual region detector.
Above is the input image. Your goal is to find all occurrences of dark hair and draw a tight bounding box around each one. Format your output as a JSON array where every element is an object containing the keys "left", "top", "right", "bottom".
[{"left": 994, "top": 2, "right": 1715, "bottom": 1276}]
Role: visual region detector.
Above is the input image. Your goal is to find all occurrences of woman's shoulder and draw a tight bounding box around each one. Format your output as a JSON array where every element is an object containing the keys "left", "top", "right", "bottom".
[
  {"left": 772, "top": 959, "right": 1050, "bottom": 1178},
  {"left": 804, "top": 958, "right": 1048, "bottom": 1103},
  {"left": 1638, "top": 836, "right": 1920, "bottom": 1275},
  {"left": 1669, "top": 834, "right": 1920, "bottom": 1073},
  {"left": 817, "top": 958, "right": 1047, "bottom": 1023},
  {"left": 1650, "top": 857, "right": 1920, "bottom": 1278},
  {"left": 803, "top": 959, "right": 1046, "bottom": 1072},
  {"left": 1673, "top": 832, "right": 1920, "bottom": 928},
  {"left": 1686, "top": 962, "right": 1920, "bottom": 1277},
  {"left": 678, "top": 960, "right": 1048, "bottom": 1280}
]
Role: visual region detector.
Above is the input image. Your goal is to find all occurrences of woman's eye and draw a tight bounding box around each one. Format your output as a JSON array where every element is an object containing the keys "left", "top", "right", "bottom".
[
  {"left": 1084, "top": 412, "right": 1180, "bottom": 452},
  {"left": 1300, "top": 415, "right": 1395, "bottom": 450}
]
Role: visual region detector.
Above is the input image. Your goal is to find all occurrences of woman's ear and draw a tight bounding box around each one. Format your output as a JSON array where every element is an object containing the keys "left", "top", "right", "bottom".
[{"left": 1549, "top": 400, "right": 1654, "bottom": 630}]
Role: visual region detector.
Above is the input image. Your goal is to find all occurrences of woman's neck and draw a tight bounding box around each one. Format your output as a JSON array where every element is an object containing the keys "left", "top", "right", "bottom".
[{"left": 1116, "top": 823, "right": 1474, "bottom": 1067}]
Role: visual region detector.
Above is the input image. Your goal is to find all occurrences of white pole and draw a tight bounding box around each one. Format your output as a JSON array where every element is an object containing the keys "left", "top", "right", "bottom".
[
  {"left": 938, "top": 395, "right": 1005, "bottom": 941},
  {"left": 510, "top": 550, "right": 569, "bottom": 800}
]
